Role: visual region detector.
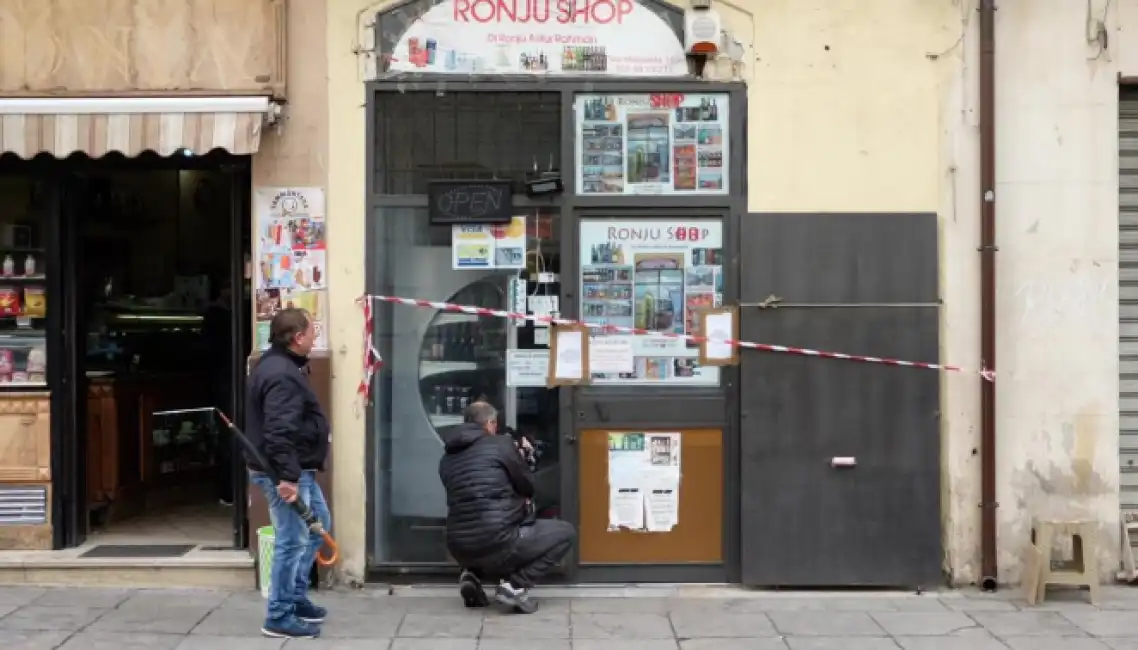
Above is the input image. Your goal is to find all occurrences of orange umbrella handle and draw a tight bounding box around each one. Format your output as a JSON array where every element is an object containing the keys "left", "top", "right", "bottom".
[{"left": 316, "top": 531, "right": 339, "bottom": 566}]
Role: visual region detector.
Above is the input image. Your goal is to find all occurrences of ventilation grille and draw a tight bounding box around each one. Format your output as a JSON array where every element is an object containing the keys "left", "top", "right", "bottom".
[{"left": 0, "top": 486, "right": 47, "bottom": 525}]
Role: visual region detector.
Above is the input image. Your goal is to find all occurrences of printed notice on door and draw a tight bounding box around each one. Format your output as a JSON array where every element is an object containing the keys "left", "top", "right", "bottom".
[
  {"left": 606, "top": 432, "right": 681, "bottom": 532},
  {"left": 643, "top": 433, "right": 681, "bottom": 531}
]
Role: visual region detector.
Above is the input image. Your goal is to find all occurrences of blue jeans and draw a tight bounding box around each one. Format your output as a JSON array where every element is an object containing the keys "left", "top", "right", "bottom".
[{"left": 251, "top": 470, "right": 331, "bottom": 622}]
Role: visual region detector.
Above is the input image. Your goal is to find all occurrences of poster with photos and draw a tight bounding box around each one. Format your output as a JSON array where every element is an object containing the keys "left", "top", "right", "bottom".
[
  {"left": 254, "top": 187, "right": 329, "bottom": 351},
  {"left": 580, "top": 219, "right": 723, "bottom": 385},
  {"left": 576, "top": 93, "right": 728, "bottom": 196}
]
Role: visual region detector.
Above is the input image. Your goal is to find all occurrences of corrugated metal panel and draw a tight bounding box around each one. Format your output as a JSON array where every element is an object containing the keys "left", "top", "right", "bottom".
[
  {"left": 1122, "top": 98, "right": 1138, "bottom": 519},
  {"left": 0, "top": 486, "right": 46, "bottom": 525}
]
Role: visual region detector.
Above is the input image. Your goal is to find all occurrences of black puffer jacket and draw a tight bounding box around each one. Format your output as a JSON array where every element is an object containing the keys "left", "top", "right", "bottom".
[{"left": 438, "top": 423, "right": 535, "bottom": 567}]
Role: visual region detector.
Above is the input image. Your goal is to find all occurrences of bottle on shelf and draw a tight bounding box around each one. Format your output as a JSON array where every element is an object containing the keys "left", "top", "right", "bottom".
[
  {"left": 23, "top": 254, "right": 35, "bottom": 277},
  {"left": 2, "top": 255, "right": 13, "bottom": 277}
]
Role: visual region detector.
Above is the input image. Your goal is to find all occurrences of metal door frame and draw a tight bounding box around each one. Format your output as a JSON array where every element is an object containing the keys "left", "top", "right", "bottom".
[{"left": 364, "top": 77, "right": 747, "bottom": 582}]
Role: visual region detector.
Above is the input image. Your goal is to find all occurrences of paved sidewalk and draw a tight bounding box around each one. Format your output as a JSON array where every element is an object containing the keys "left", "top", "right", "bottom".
[{"left": 4, "top": 583, "right": 1138, "bottom": 649}]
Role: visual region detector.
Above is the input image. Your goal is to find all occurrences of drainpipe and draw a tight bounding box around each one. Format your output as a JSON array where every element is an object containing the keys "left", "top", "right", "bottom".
[{"left": 978, "top": 0, "right": 999, "bottom": 592}]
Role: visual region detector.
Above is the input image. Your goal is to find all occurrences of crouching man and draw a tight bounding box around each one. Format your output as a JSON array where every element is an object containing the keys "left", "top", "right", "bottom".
[{"left": 438, "top": 401, "right": 575, "bottom": 614}]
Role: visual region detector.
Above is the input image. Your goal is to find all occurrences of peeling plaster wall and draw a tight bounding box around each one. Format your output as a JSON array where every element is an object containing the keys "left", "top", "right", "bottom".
[{"left": 985, "top": 0, "right": 1120, "bottom": 584}]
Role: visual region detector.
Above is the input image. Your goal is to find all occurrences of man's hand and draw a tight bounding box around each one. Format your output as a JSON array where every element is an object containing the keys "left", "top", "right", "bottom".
[
  {"left": 277, "top": 481, "right": 298, "bottom": 503},
  {"left": 518, "top": 437, "right": 533, "bottom": 456}
]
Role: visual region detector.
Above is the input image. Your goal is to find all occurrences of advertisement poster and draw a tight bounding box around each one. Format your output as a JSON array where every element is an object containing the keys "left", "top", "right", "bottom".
[
  {"left": 580, "top": 220, "right": 723, "bottom": 385},
  {"left": 254, "top": 188, "right": 329, "bottom": 350},
  {"left": 452, "top": 216, "right": 527, "bottom": 270},
  {"left": 387, "top": 0, "right": 688, "bottom": 76},
  {"left": 576, "top": 93, "right": 729, "bottom": 196},
  {"left": 607, "top": 432, "right": 681, "bottom": 532}
]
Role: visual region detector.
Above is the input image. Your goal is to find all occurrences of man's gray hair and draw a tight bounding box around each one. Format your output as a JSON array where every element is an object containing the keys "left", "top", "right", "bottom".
[{"left": 463, "top": 400, "right": 497, "bottom": 427}]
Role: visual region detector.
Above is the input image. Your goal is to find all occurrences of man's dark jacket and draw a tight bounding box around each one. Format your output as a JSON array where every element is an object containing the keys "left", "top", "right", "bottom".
[
  {"left": 244, "top": 345, "right": 329, "bottom": 482},
  {"left": 438, "top": 423, "right": 535, "bottom": 568}
]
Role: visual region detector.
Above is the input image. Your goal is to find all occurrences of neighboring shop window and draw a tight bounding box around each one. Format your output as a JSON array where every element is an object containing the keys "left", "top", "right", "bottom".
[
  {"left": 580, "top": 219, "right": 723, "bottom": 385},
  {"left": 0, "top": 177, "right": 47, "bottom": 386},
  {"left": 575, "top": 93, "right": 728, "bottom": 195}
]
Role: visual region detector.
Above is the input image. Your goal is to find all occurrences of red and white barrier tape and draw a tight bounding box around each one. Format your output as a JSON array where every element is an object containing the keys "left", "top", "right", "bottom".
[
  {"left": 356, "top": 294, "right": 995, "bottom": 396},
  {"left": 357, "top": 299, "right": 383, "bottom": 399}
]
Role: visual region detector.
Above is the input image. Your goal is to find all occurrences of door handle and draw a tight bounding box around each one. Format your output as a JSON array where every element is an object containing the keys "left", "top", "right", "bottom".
[
  {"left": 830, "top": 456, "right": 856, "bottom": 468},
  {"left": 564, "top": 433, "right": 577, "bottom": 445}
]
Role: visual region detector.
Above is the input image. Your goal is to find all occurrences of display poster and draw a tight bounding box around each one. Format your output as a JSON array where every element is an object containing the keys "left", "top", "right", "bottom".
[
  {"left": 607, "top": 431, "right": 681, "bottom": 532},
  {"left": 580, "top": 220, "right": 723, "bottom": 385},
  {"left": 576, "top": 93, "right": 729, "bottom": 196},
  {"left": 452, "top": 216, "right": 527, "bottom": 270},
  {"left": 254, "top": 188, "right": 329, "bottom": 350},
  {"left": 507, "top": 349, "right": 550, "bottom": 387},
  {"left": 387, "top": 0, "right": 688, "bottom": 76}
]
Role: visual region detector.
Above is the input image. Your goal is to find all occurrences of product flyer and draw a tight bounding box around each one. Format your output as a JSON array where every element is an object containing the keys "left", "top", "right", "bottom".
[
  {"left": 253, "top": 187, "right": 329, "bottom": 350},
  {"left": 576, "top": 93, "right": 729, "bottom": 196},
  {"left": 606, "top": 431, "right": 682, "bottom": 532},
  {"left": 607, "top": 432, "right": 647, "bottom": 531},
  {"left": 580, "top": 220, "right": 723, "bottom": 385},
  {"left": 452, "top": 216, "right": 527, "bottom": 270}
]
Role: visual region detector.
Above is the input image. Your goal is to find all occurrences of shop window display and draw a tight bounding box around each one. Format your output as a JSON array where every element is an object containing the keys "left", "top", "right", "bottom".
[
  {"left": 580, "top": 219, "right": 723, "bottom": 385},
  {"left": 0, "top": 177, "right": 47, "bottom": 386},
  {"left": 373, "top": 209, "right": 564, "bottom": 563},
  {"left": 576, "top": 93, "right": 728, "bottom": 196}
]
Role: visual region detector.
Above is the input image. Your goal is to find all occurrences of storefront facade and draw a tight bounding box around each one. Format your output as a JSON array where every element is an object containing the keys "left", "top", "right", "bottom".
[
  {"left": 321, "top": 0, "right": 1138, "bottom": 588},
  {"left": 0, "top": 0, "right": 330, "bottom": 558},
  {"left": 327, "top": 0, "right": 950, "bottom": 586}
]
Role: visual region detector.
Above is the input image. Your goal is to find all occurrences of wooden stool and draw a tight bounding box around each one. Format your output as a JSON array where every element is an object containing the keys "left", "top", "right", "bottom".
[{"left": 1024, "top": 516, "right": 1101, "bottom": 605}]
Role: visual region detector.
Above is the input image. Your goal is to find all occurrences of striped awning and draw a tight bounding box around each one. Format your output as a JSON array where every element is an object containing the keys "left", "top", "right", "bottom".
[{"left": 0, "top": 97, "right": 271, "bottom": 159}]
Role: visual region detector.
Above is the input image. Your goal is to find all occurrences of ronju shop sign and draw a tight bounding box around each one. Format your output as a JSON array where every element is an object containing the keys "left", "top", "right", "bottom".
[{"left": 389, "top": 0, "right": 688, "bottom": 75}]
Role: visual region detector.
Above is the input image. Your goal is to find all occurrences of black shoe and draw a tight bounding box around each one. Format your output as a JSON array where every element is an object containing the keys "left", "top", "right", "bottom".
[
  {"left": 494, "top": 581, "right": 538, "bottom": 614},
  {"left": 459, "top": 569, "right": 489, "bottom": 608}
]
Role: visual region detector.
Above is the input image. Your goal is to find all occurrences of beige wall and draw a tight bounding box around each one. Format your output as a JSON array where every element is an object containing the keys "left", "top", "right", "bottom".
[{"left": 325, "top": 0, "right": 1125, "bottom": 585}]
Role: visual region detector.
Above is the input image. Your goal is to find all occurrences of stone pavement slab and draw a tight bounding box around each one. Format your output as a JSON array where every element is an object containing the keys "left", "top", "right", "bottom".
[{"left": 3, "top": 584, "right": 1138, "bottom": 648}]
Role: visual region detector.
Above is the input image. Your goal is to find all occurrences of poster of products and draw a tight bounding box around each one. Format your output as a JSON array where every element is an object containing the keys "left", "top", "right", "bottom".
[
  {"left": 451, "top": 216, "right": 527, "bottom": 270},
  {"left": 576, "top": 94, "right": 729, "bottom": 196},
  {"left": 607, "top": 432, "right": 681, "bottom": 532},
  {"left": 580, "top": 220, "right": 723, "bottom": 385},
  {"left": 254, "top": 187, "right": 329, "bottom": 350}
]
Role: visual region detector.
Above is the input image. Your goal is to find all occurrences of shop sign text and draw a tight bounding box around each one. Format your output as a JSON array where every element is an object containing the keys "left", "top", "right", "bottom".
[{"left": 453, "top": 0, "right": 635, "bottom": 24}]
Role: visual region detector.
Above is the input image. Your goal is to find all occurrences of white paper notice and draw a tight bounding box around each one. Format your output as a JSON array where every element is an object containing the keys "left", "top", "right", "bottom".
[
  {"left": 607, "top": 432, "right": 682, "bottom": 532},
  {"left": 644, "top": 484, "right": 679, "bottom": 531},
  {"left": 607, "top": 432, "right": 648, "bottom": 530},
  {"left": 534, "top": 328, "right": 550, "bottom": 346},
  {"left": 589, "top": 336, "right": 634, "bottom": 374},
  {"left": 643, "top": 433, "right": 681, "bottom": 531},
  {"left": 553, "top": 329, "right": 585, "bottom": 381},
  {"left": 609, "top": 487, "right": 645, "bottom": 530},
  {"left": 704, "top": 311, "right": 734, "bottom": 362},
  {"left": 507, "top": 350, "right": 550, "bottom": 387}
]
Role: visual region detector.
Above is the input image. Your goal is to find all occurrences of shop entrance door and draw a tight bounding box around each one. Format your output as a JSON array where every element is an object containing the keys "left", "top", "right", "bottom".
[{"left": 738, "top": 213, "right": 942, "bottom": 587}]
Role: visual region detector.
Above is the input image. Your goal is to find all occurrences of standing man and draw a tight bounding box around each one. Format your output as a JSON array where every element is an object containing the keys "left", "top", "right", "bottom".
[{"left": 245, "top": 308, "right": 331, "bottom": 639}]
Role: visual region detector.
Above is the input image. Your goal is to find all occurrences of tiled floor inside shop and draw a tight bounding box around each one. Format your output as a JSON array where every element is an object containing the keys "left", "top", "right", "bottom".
[{"left": 87, "top": 502, "right": 233, "bottom": 548}]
